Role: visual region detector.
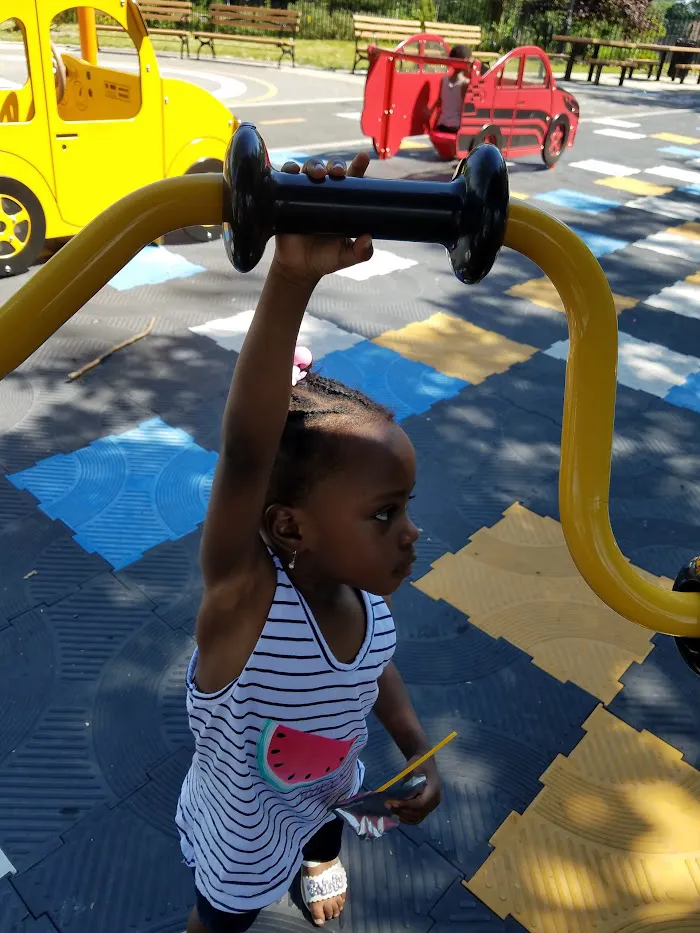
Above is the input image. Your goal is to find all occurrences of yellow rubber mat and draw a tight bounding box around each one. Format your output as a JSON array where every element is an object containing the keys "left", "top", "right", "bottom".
[
  {"left": 651, "top": 132, "right": 700, "bottom": 145},
  {"left": 672, "top": 222, "right": 700, "bottom": 241},
  {"left": 507, "top": 277, "right": 638, "bottom": 314},
  {"left": 595, "top": 176, "right": 673, "bottom": 197},
  {"left": 687, "top": 272, "right": 700, "bottom": 285},
  {"left": 467, "top": 705, "right": 700, "bottom": 932},
  {"left": 414, "top": 503, "right": 665, "bottom": 704},
  {"left": 373, "top": 313, "right": 537, "bottom": 384}
]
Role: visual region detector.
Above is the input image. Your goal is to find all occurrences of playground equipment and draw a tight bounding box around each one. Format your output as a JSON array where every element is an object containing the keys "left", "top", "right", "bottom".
[
  {"left": 361, "top": 38, "right": 579, "bottom": 165},
  {"left": 0, "top": 122, "right": 698, "bottom": 669},
  {"left": 0, "top": 0, "right": 237, "bottom": 276}
]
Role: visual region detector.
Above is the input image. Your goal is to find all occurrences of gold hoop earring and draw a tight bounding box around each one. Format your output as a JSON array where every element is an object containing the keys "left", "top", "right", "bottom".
[{"left": 288, "top": 551, "right": 297, "bottom": 570}]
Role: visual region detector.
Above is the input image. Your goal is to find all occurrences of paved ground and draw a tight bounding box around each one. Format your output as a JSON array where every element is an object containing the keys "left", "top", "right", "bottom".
[{"left": 1, "top": 48, "right": 700, "bottom": 933}]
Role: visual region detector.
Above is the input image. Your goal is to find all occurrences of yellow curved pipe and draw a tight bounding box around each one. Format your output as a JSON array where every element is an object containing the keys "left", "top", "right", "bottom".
[{"left": 0, "top": 179, "right": 697, "bottom": 636}]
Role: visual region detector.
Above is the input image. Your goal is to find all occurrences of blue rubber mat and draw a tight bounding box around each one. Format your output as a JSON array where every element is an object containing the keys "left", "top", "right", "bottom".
[
  {"left": 0, "top": 878, "right": 58, "bottom": 932},
  {"left": 533, "top": 188, "right": 622, "bottom": 214},
  {"left": 608, "top": 632, "right": 700, "bottom": 769},
  {"left": 108, "top": 246, "right": 206, "bottom": 291},
  {"left": 567, "top": 225, "right": 629, "bottom": 257},
  {"left": 362, "top": 592, "right": 599, "bottom": 877},
  {"left": 658, "top": 145, "right": 700, "bottom": 158},
  {"left": 8, "top": 419, "right": 217, "bottom": 571},
  {"left": 318, "top": 341, "right": 468, "bottom": 421},
  {"left": 430, "top": 880, "right": 528, "bottom": 931}
]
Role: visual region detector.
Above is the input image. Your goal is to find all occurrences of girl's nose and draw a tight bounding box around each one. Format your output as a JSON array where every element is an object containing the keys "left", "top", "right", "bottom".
[{"left": 402, "top": 516, "right": 420, "bottom": 544}]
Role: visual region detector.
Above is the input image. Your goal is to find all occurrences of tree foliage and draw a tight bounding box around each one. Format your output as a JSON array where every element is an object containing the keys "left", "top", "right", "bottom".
[{"left": 522, "top": 0, "right": 658, "bottom": 32}]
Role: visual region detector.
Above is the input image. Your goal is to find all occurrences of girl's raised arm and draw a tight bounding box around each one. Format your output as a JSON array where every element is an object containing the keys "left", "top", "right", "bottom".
[{"left": 199, "top": 154, "right": 373, "bottom": 589}]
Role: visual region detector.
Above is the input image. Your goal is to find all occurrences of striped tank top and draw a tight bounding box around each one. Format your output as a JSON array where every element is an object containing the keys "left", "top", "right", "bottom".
[{"left": 176, "top": 551, "right": 396, "bottom": 914}]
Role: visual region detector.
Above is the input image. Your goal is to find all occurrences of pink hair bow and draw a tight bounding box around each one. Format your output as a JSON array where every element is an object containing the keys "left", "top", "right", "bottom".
[{"left": 292, "top": 346, "right": 312, "bottom": 386}]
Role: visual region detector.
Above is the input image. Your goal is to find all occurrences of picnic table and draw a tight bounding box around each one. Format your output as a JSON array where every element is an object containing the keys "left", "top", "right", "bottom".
[{"left": 553, "top": 34, "right": 699, "bottom": 82}]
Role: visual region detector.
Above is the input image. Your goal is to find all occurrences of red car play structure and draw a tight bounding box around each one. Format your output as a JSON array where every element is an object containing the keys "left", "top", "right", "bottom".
[{"left": 361, "top": 37, "right": 580, "bottom": 167}]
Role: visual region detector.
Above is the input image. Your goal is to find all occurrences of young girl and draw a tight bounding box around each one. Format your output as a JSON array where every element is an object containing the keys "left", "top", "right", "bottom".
[
  {"left": 177, "top": 152, "right": 441, "bottom": 933},
  {"left": 434, "top": 44, "right": 473, "bottom": 134}
]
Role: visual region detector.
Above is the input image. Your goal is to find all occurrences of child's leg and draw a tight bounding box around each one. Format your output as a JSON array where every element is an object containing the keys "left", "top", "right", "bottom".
[
  {"left": 302, "top": 817, "right": 344, "bottom": 863},
  {"left": 301, "top": 818, "right": 346, "bottom": 926},
  {"left": 187, "top": 883, "right": 261, "bottom": 933}
]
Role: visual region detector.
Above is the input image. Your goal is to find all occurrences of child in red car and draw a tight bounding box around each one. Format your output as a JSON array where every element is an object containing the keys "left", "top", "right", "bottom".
[{"left": 434, "top": 44, "right": 472, "bottom": 134}]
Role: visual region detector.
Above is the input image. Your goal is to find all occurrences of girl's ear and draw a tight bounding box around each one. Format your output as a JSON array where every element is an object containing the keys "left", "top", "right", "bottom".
[{"left": 264, "top": 504, "right": 304, "bottom": 558}]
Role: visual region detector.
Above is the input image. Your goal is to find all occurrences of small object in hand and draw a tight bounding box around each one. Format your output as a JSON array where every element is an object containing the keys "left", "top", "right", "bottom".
[{"left": 333, "top": 774, "right": 427, "bottom": 838}]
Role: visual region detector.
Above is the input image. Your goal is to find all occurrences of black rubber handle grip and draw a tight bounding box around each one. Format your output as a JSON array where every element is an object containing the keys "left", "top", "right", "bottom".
[
  {"left": 673, "top": 557, "right": 700, "bottom": 677},
  {"left": 222, "top": 122, "right": 509, "bottom": 285}
]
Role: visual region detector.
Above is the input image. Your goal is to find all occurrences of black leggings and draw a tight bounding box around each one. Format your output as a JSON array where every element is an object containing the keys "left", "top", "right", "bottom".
[{"left": 193, "top": 817, "right": 344, "bottom": 933}]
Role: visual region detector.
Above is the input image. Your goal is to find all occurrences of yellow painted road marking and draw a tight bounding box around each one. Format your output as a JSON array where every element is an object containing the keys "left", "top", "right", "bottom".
[{"left": 510, "top": 191, "right": 529, "bottom": 200}]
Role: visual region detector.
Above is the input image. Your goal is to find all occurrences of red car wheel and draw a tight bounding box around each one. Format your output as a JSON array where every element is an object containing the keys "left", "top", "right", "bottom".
[
  {"left": 542, "top": 118, "right": 569, "bottom": 168},
  {"left": 471, "top": 126, "right": 503, "bottom": 152}
]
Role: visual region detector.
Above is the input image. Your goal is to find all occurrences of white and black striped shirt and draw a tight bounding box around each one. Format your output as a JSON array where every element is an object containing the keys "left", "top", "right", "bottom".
[{"left": 176, "top": 552, "right": 396, "bottom": 914}]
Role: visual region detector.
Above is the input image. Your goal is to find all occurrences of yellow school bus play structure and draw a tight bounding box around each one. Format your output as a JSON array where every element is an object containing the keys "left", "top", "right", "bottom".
[{"left": 0, "top": 0, "right": 237, "bottom": 275}]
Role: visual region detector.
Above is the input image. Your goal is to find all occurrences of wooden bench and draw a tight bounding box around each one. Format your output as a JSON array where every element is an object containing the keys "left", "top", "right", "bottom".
[
  {"left": 194, "top": 4, "right": 301, "bottom": 67},
  {"left": 673, "top": 62, "right": 700, "bottom": 83},
  {"left": 98, "top": 1, "right": 192, "bottom": 58},
  {"left": 423, "top": 22, "right": 501, "bottom": 61},
  {"left": 586, "top": 57, "right": 638, "bottom": 86},
  {"left": 351, "top": 14, "right": 422, "bottom": 72}
]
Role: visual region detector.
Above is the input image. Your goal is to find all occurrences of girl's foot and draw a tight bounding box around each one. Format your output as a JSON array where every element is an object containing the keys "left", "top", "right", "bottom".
[{"left": 301, "top": 858, "right": 347, "bottom": 926}]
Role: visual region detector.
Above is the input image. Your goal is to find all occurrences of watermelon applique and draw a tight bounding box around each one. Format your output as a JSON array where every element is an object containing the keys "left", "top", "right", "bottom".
[{"left": 257, "top": 720, "right": 354, "bottom": 791}]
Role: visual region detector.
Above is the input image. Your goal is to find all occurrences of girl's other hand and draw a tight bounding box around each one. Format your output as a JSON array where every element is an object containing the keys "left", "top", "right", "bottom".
[
  {"left": 273, "top": 155, "right": 373, "bottom": 286},
  {"left": 384, "top": 757, "right": 441, "bottom": 825}
]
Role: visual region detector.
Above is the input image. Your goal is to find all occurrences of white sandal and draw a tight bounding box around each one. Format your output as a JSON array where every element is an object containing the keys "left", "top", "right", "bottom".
[{"left": 301, "top": 858, "right": 348, "bottom": 914}]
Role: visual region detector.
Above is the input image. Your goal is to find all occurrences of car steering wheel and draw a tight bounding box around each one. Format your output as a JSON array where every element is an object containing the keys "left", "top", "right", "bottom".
[{"left": 51, "top": 41, "right": 67, "bottom": 104}]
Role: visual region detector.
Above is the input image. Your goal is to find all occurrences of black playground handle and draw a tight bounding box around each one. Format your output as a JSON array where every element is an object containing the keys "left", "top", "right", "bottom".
[
  {"left": 221, "top": 123, "right": 509, "bottom": 285},
  {"left": 673, "top": 557, "right": 700, "bottom": 677}
]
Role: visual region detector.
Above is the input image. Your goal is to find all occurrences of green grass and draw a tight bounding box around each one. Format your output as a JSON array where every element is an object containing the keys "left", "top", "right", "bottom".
[{"left": 1, "top": 22, "right": 658, "bottom": 77}]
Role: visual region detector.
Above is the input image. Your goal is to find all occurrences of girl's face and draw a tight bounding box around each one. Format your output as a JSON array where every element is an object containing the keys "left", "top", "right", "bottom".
[{"left": 297, "top": 417, "right": 419, "bottom": 596}]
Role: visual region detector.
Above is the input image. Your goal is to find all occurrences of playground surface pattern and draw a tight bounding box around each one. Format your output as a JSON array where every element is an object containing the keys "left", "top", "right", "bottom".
[{"left": 1, "top": 66, "right": 700, "bottom": 932}]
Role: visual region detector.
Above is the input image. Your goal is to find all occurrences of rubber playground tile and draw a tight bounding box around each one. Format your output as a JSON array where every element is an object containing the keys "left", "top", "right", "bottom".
[
  {"left": 189, "top": 308, "right": 363, "bottom": 357},
  {"left": 506, "top": 276, "right": 638, "bottom": 314},
  {"left": 622, "top": 305, "right": 700, "bottom": 369},
  {"left": 598, "top": 245, "right": 699, "bottom": 299},
  {"left": 627, "top": 194, "right": 700, "bottom": 223},
  {"left": 0, "top": 511, "right": 109, "bottom": 626},
  {"left": 646, "top": 164, "right": 700, "bottom": 185},
  {"left": 13, "top": 805, "right": 195, "bottom": 933},
  {"left": 609, "top": 632, "right": 700, "bottom": 770},
  {"left": 117, "top": 528, "right": 204, "bottom": 633},
  {"left": 545, "top": 331, "right": 700, "bottom": 403},
  {"left": 532, "top": 188, "right": 622, "bottom": 214},
  {"left": 570, "top": 159, "right": 639, "bottom": 176},
  {"left": 595, "top": 175, "right": 672, "bottom": 196},
  {"left": 334, "top": 247, "right": 418, "bottom": 282},
  {"left": 316, "top": 341, "right": 468, "bottom": 421},
  {"left": 415, "top": 503, "right": 657, "bottom": 704},
  {"left": 107, "top": 245, "right": 206, "bottom": 291},
  {"left": 0, "top": 471, "right": 38, "bottom": 521},
  {"left": 430, "top": 881, "right": 528, "bottom": 932},
  {"left": 363, "top": 665, "right": 597, "bottom": 878},
  {"left": 467, "top": 706, "right": 700, "bottom": 933},
  {"left": 566, "top": 225, "right": 629, "bottom": 257},
  {"left": 652, "top": 132, "right": 700, "bottom": 145},
  {"left": 0, "top": 878, "right": 58, "bottom": 932},
  {"left": 373, "top": 313, "right": 538, "bottom": 384},
  {"left": 435, "top": 289, "right": 567, "bottom": 353},
  {"left": 666, "top": 370, "right": 700, "bottom": 413},
  {"left": 644, "top": 276, "right": 700, "bottom": 319},
  {"left": 8, "top": 418, "right": 218, "bottom": 571},
  {"left": 92, "top": 617, "right": 193, "bottom": 798}
]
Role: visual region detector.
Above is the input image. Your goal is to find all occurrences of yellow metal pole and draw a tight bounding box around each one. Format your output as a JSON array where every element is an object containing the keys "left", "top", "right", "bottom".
[
  {"left": 77, "top": 7, "right": 98, "bottom": 65},
  {"left": 0, "top": 174, "right": 222, "bottom": 380},
  {"left": 505, "top": 200, "right": 700, "bottom": 638},
  {"left": 0, "top": 184, "right": 697, "bottom": 637}
]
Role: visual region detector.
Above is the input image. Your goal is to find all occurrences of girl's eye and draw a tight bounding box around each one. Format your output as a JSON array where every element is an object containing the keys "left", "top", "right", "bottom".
[{"left": 374, "top": 496, "right": 415, "bottom": 523}]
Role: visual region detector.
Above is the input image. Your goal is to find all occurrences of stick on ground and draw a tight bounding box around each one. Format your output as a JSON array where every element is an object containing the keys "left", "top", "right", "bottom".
[{"left": 67, "top": 317, "right": 156, "bottom": 382}]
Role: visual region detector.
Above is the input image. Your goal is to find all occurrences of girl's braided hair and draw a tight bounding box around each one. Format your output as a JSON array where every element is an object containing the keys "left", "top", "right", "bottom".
[{"left": 266, "top": 370, "right": 394, "bottom": 507}]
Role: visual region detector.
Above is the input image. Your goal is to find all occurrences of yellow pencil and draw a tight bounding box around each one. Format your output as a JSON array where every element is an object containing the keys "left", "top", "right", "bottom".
[{"left": 375, "top": 731, "right": 458, "bottom": 793}]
